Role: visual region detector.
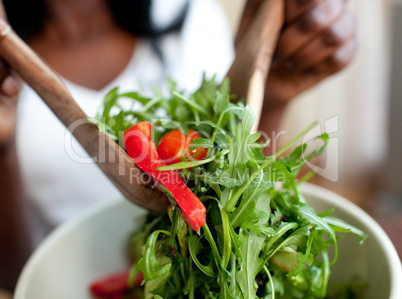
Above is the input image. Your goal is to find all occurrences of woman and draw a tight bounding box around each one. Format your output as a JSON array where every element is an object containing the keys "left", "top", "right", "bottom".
[{"left": 0, "top": 0, "right": 355, "bottom": 291}]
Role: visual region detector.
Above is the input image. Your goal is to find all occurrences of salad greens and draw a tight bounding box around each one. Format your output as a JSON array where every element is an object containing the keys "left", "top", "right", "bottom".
[{"left": 93, "top": 75, "right": 367, "bottom": 299}]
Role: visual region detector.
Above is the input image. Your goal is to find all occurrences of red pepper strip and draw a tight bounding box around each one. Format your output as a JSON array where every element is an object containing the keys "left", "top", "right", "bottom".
[
  {"left": 123, "top": 122, "right": 206, "bottom": 231},
  {"left": 89, "top": 269, "right": 143, "bottom": 297},
  {"left": 133, "top": 271, "right": 144, "bottom": 287}
]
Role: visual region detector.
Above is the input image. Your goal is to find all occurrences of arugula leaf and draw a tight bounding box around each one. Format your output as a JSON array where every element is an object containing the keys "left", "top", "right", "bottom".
[
  {"left": 156, "top": 149, "right": 229, "bottom": 171},
  {"left": 213, "top": 92, "right": 230, "bottom": 114},
  {"left": 298, "top": 205, "right": 338, "bottom": 265},
  {"left": 136, "top": 230, "right": 172, "bottom": 281},
  {"left": 230, "top": 171, "right": 272, "bottom": 228},
  {"left": 202, "top": 172, "right": 245, "bottom": 189},
  {"left": 229, "top": 105, "right": 255, "bottom": 167},
  {"left": 324, "top": 216, "right": 368, "bottom": 244},
  {"left": 235, "top": 231, "right": 265, "bottom": 299},
  {"left": 189, "top": 138, "right": 214, "bottom": 150},
  {"left": 188, "top": 235, "right": 216, "bottom": 277},
  {"left": 240, "top": 221, "right": 277, "bottom": 237},
  {"left": 287, "top": 230, "right": 315, "bottom": 277}
]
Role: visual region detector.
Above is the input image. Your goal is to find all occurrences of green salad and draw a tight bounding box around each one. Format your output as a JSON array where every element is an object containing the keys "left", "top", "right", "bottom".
[{"left": 91, "top": 76, "right": 367, "bottom": 299}]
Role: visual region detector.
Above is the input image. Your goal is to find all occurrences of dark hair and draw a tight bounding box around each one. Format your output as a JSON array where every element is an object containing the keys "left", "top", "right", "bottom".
[
  {"left": 2, "top": 0, "right": 187, "bottom": 41},
  {"left": 3, "top": 0, "right": 48, "bottom": 40}
]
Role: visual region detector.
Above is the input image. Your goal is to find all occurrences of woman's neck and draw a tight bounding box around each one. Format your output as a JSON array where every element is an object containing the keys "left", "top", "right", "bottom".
[
  {"left": 43, "top": 0, "right": 118, "bottom": 44},
  {"left": 29, "top": 0, "right": 137, "bottom": 90}
]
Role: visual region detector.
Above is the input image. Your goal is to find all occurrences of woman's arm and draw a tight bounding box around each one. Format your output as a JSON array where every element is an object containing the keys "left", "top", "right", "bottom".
[
  {"left": 0, "top": 8, "right": 33, "bottom": 290},
  {"left": 0, "top": 137, "right": 33, "bottom": 292}
]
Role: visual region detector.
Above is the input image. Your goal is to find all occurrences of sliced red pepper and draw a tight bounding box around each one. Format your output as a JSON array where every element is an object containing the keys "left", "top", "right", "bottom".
[
  {"left": 89, "top": 270, "right": 143, "bottom": 298},
  {"left": 89, "top": 269, "right": 132, "bottom": 297},
  {"left": 157, "top": 129, "right": 207, "bottom": 165},
  {"left": 123, "top": 122, "right": 206, "bottom": 231},
  {"left": 132, "top": 271, "right": 144, "bottom": 287}
]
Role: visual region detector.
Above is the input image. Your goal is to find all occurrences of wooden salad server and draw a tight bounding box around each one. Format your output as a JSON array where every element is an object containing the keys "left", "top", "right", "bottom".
[
  {"left": 226, "top": 0, "right": 284, "bottom": 131},
  {"left": 0, "top": 0, "right": 283, "bottom": 214},
  {"left": 0, "top": 21, "right": 168, "bottom": 213}
]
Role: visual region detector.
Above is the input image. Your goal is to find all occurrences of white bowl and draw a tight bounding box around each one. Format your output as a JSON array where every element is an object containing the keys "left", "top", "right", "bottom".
[{"left": 15, "top": 183, "right": 402, "bottom": 299}]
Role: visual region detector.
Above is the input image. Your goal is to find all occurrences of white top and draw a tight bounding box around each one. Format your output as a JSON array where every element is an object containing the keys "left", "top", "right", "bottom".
[{"left": 16, "top": 0, "right": 234, "bottom": 242}]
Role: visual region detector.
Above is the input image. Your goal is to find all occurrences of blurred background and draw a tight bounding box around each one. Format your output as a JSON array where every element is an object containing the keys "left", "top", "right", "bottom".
[
  {"left": 1, "top": 1, "right": 400, "bottom": 297},
  {"left": 219, "top": 0, "right": 402, "bottom": 257}
]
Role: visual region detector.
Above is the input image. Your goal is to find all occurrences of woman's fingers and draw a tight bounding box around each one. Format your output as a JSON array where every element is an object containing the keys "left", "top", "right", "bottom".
[
  {"left": 265, "top": 0, "right": 356, "bottom": 102},
  {"left": 1, "top": 74, "right": 20, "bottom": 97},
  {"left": 0, "top": 60, "right": 19, "bottom": 97},
  {"left": 276, "top": 0, "right": 344, "bottom": 59},
  {"left": 285, "top": 0, "right": 322, "bottom": 23},
  {"left": 292, "top": 9, "right": 356, "bottom": 69},
  {"left": 313, "top": 36, "right": 356, "bottom": 75}
]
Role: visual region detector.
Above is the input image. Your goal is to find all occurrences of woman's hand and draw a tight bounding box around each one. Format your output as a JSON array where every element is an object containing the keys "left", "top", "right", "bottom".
[
  {"left": 0, "top": 63, "right": 21, "bottom": 147},
  {"left": 0, "top": 16, "right": 21, "bottom": 148},
  {"left": 234, "top": 0, "right": 357, "bottom": 136},
  {"left": 266, "top": 0, "right": 356, "bottom": 102}
]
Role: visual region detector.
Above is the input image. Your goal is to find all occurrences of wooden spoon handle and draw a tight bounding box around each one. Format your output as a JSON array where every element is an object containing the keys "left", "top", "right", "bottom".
[
  {"left": 0, "top": 24, "right": 168, "bottom": 213},
  {"left": 227, "top": 0, "right": 284, "bottom": 130}
]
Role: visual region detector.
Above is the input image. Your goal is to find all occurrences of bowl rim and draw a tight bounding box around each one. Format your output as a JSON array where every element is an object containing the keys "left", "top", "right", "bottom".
[
  {"left": 15, "top": 183, "right": 402, "bottom": 298},
  {"left": 14, "top": 199, "right": 121, "bottom": 298},
  {"left": 300, "top": 183, "right": 402, "bottom": 298}
]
